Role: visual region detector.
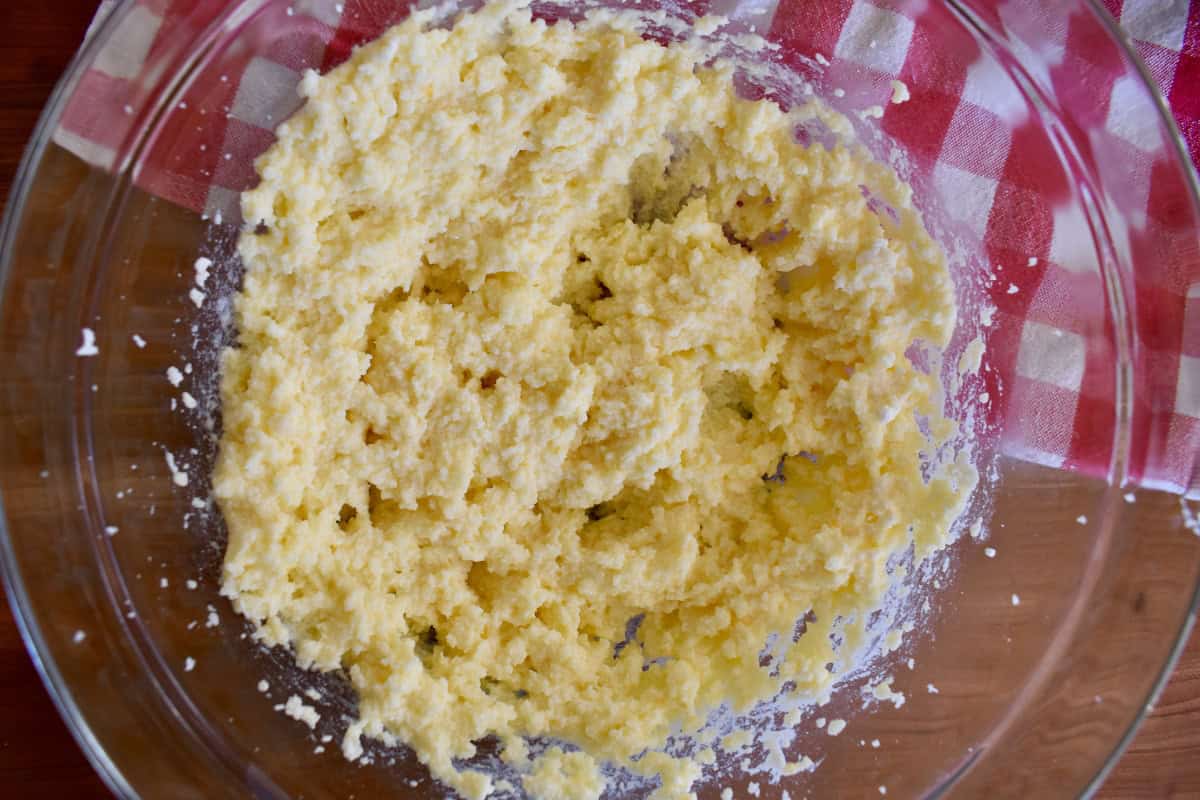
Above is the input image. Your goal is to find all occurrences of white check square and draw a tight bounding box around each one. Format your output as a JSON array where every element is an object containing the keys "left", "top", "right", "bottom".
[
  {"left": 1016, "top": 321, "right": 1086, "bottom": 392},
  {"left": 833, "top": 1, "right": 915, "bottom": 75}
]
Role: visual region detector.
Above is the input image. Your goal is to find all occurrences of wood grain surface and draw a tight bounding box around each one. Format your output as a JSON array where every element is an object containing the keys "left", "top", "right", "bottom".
[{"left": 0, "top": 2, "right": 1197, "bottom": 798}]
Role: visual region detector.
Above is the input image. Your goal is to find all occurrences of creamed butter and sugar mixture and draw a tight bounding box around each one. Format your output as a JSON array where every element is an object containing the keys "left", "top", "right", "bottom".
[{"left": 215, "top": 2, "right": 974, "bottom": 798}]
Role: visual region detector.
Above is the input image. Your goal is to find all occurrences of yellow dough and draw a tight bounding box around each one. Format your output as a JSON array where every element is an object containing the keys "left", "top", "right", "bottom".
[{"left": 214, "top": 2, "right": 973, "bottom": 798}]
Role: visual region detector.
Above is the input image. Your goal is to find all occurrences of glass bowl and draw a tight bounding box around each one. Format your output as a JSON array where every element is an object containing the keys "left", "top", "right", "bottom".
[{"left": 2, "top": 0, "right": 1199, "bottom": 797}]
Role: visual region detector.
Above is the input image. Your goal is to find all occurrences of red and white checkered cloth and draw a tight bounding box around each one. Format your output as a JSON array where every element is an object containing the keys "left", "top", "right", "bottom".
[{"left": 59, "top": 0, "right": 1200, "bottom": 495}]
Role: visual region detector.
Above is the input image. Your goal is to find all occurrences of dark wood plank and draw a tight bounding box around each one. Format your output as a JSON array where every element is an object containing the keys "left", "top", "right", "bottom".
[
  {"left": 0, "top": 3, "right": 1195, "bottom": 799},
  {"left": 0, "top": 2, "right": 113, "bottom": 798}
]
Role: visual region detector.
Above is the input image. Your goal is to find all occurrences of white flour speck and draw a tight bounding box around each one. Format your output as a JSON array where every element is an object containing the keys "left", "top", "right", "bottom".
[
  {"left": 131, "top": 334, "right": 147, "bottom": 348},
  {"left": 72, "top": 630, "right": 86, "bottom": 644},
  {"left": 984, "top": 546, "right": 996, "bottom": 558},
  {"left": 165, "top": 451, "right": 189, "bottom": 487},
  {"left": 282, "top": 695, "right": 321, "bottom": 729},
  {"left": 194, "top": 257, "right": 213, "bottom": 288},
  {"left": 104, "top": 525, "right": 119, "bottom": 536},
  {"left": 1011, "top": 593, "right": 1021, "bottom": 606},
  {"left": 166, "top": 366, "right": 184, "bottom": 387},
  {"left": 76, "top": 328, "right": 99, "bottom": 356},
  {"left": 184, "top": 657, "right": 196, "bottom": 672}
]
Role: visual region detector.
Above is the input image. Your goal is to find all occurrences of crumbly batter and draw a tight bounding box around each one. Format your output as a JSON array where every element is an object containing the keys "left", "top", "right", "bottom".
[{"left": 215, "top": 2, "right": 972, "bottom": 798}]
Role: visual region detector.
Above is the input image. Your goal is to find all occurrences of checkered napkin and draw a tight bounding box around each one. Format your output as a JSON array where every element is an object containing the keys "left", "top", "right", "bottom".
[{"left": 59, "top": 0, "right": 1200, "bottom": 495}]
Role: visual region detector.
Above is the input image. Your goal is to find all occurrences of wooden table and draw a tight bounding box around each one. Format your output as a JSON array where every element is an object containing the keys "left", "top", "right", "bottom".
[{"left": 0, "top": 2, "right": 1198, "bottom": 797}]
